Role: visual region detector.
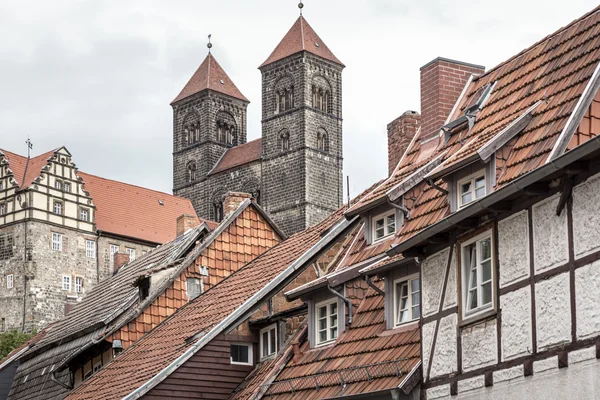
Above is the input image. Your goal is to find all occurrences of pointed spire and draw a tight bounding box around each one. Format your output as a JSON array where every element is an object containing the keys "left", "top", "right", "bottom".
[
  {"left": 171, "top": 50, "right": 248, "bottom": 105},
  {"left": 259, "top": 15, "right": 344, "bottom": 68}
]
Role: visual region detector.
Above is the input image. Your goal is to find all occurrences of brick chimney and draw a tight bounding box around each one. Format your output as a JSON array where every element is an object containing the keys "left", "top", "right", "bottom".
[
  {"left": 223, "top": 192, "right": 252, "bottom": 219},
  {"left": 387, "top": 111, "right": 421, "bottom": 175},
  {"left": 420, "top": 57, "right": 485, "bottom": 143},
  {"left": 114, "top": 252, "right": 130, "bottom": 274},
  {"left": 176, "top": 214, "right": 199, "bottom": 237}
]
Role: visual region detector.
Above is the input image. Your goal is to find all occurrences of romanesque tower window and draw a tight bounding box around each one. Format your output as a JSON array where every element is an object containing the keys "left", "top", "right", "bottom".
[
  {"left": 278, "top": 130, "right": 290, "bottom": 152},
  {"left": 276, "top": 87, "right": 294, "bottom": 114},
  {"left": 217, "top": 121, "right": 234, "bottom": 145},
  {"left": 312, "top": 86, "right": 330, "bottom": 113},
  {"left": 187, "top": 162, "right": 197, "bottom": 183},
  {"left": 317, "top": 130, "right": 329, "bottom": 152},
  {"left": 213, "top": 201, "right": 224, "bottom": 222}
]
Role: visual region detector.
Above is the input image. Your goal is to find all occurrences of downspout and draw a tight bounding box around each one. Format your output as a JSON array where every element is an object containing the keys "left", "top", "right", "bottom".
[
  {"left": 365, "top": 274, "right": 385, "bottom": 297},
  {"left": 388, "top": 200, "right": 410, "bottom": 219},
  {"left": 427, "top": 179, "right": 448, "bottom": 195},
  {"left": 21, "top": 219, "right": 28, "bottom": 332},
  {"left": 96, "top": 231, "right": 101, "bottom": 283},
  {"left": 327, "top": 286, "right": 353, "bottom": 326}
]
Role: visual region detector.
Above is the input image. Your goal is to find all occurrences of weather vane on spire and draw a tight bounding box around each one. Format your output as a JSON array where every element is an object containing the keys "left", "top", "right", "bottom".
[
  {"left": 207, "top": 34, "right": 213, "bottom": 54},
  {"left": 298, "top": 1, "right": 304, "bottom": 16},
  {"left": 25, "top": 137, "right": 33, "bottom": 159}
]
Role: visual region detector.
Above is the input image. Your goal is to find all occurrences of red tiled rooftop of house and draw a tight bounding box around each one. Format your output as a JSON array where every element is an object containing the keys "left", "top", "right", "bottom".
[
  {"left": 260, "top": 16, "right": 344, "bottom": 68},
  {"left": 1, "top": 148, "right": 56, "bottom": 189},
  {"left": 172, "top": 53, "right": 249, "bottom": 104},
  {"left": 209, "top": 138, "right": 263, "bottom": 175}
]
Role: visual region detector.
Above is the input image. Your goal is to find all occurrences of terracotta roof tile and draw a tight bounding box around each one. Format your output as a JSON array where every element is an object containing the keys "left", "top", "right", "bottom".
[
  {"left": 0, "top": 148, "right": 56, "bottom": 189},
  {"left": 209, "top": 138, "right": 262, "bottom": 175},
  {"left": 260, "top": 16, "right": 343, "bottom": 68},
  {"left": 172, "top": 53, "right": 249, "bottom": 104}
]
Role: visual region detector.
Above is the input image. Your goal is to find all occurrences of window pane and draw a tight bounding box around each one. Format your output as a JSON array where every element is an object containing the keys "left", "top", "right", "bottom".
[
  {"left": 410, "top": 279, "right": 419, "bottom": 293},
  {"left": 318, "top": 306, "right": 326, "bottom": 319},
  {"left": 262, "top": 332, "right": 268, "bottom": 357},
  {"left": 482, "top": 282, "right": 492, "bottom": 306},
  {"left": 480, "top": 239, "right": 491, "bottom": 260},
  {"left": 330, "top": 314, "right": 337, "bottom": 329},
  {"left": 319, "top": 330, "right": 327, "bottom": 343},
  {"left": 411, "top": 292, "right": 420, "bottom": 306},
  {"left": 481, "top": 260, "right": 492, "bottom": 282},
  {"left": 468, "top": 289, "right": 478, "bottom": 310},
  {"left": 461, "top": 182, "right": 472, "bottom": 194},
  {"left": 412, "top": 305, "right": 420, "bottom": 320},
  {"left": 331, "top": 327, "right": 338, "bottom": 339},
  {"left": 318, "top": 317, "right": 326, "bottom": 331},
  {"left": 475, "top": 177, "right": 485, "bottom": 189},
  {"left": 269, "top": 329, "right": 276, "bottom": 354},
  {"left": 399, "top": 309, "right": 409, "bottom": 323},
  {"left": 387, "top": 215, "right": 395, "bottom": 234},
  {"left": 330, "top": 302, "right": 337, "bottom": 316},
  {"left": 469, "top": 268, "right": 477, "bottom": 290},
  {"left": 475, "top": 187, "right": 486, "bottom": 199},
  {"left": 462, "top": 192, "right": 472, "bottom": 205}
]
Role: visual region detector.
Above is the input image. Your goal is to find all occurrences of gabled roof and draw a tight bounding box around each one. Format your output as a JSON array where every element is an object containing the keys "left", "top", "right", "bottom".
[
  {"left": 0, "top": 148, "right": 58, "bottom": 189},
  {"left": 171, "top": 53, "right": 249, "bottom": 104},
  {"left": 66, "top": 208, "right": 357, "bottom": 400},
  {"left": 209, "top": 138, "right": 263, "bottom": 175},
  {"left": 260, "top": 16, "right": 344, "bottom": 68},
  {"left": 78, "top": 172, "right": 206, "bottom": 243}
]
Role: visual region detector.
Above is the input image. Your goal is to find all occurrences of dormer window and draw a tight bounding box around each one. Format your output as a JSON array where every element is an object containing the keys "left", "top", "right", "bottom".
[
  {"left": 372, "top": 211, "right": 396, "bottom": 242},
  {"left": 315, "top": 299, "right": 338, "bottom": 346},
  {"left": 260, "top": 324, "right": 277, "bottom": 359},
  {"left": 393, "top": 275, "right": 420, "bottom": 327},
  {"left": 458, "top": 171, "right": 486, "bottom": 208},
  {"left": 139, "top": 277, "right": 150, "bottom": 301}
]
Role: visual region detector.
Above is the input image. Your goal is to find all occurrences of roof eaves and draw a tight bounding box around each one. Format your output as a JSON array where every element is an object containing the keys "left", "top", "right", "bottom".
[
  {"left": 388, "top": 135, "right": 600, "bottom": 257},
  {"left": 122, "top": 215, "right": 358, "bottom": 400}
]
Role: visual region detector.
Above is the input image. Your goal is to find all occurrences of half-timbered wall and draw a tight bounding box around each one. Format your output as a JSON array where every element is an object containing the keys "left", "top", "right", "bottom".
[{"left": 421, "top": 172, "right": 600, "bottom": 399}]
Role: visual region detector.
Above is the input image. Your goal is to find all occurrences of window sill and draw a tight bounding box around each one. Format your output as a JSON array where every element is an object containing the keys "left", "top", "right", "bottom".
[
  {"left": 231, "top": 361, "right": 253, "bottom": 367},
  {"left": 380, "top": 321, "right": 419, "bottom": 337},
  {"left": 459, "top": 308, "right": 496, "bottom": 329},
  {"left": 312, "top": 340, "right": 336, "bottom": 350}
]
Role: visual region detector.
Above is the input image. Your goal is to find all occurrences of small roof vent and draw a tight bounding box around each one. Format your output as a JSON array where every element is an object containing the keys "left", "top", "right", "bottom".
[
  {"left": 220, "top": 79, "right": 225, "bottom": 85},
  {"left": 315, "top": 42, "right": 320, "bottom": 48},
  {"left": 158, "top": 200, "right": 164, "bottom": 206}
]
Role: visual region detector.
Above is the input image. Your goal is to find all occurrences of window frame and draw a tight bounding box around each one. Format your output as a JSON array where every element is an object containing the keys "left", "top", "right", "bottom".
[
  {"left": 457, "top": 171, "right": 486, "bottom": 208},
  {"left": 314, "top": 298, "right": 339, "bottom": 347},
  {"left": 371, "top": 210, "right": 397, "bottom": 243},
  {"left": 75, "top": 276, "right": 83, "bottom": 293},
  {"left": 62, "top": 275, "right": 72, "bottom": 291},
  {"left": 80, "top": 208, "right": 89, "bottom": 222},
  {"left": 53, "top": 200, "right": 63, "bottom": 215},
  {"left": 110, "top": 245, "right": 119, "bottom": 260},
  {"left": 52, "top": 232, "right": 63, "bottom": 251},
  {"left": 0, "top": 203, "right": 6, "bottom": 216},
  {"left": 85, "top": 240, "right": 95, "bottom": 258},
  {"left": 126, "top": 248, "right": 136, "bottom": 261},
  {"left": 460, "top": 231, "right": 496, "bottom": 320},
  {"left": 230, "top": 343, "right": 253, "bottom": 366},
  {"left": 6, "top": 274, "right": 13, "bottom": 289},
  {"left": 55, "top": 180, "right": 63, "bottom": 190},
  {"left": 393, "top": 274, "right": 420, "bottom": 327},
  {"left": 185, "top": 278, "right": 203, "bottom": 300},
  {"left": 259, "top": 324, "right": 278, "bottom": 360},
  {"left": 63, "top": 182, "right": 71, "bottom": 193}
]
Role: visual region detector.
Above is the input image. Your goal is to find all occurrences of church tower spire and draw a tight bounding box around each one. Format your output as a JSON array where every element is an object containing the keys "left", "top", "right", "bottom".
[{"left": 259, "top": 11, "right": 344, "bottom": 234}]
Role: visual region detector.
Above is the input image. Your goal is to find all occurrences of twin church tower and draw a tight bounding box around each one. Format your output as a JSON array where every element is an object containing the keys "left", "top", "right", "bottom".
[{"left": 172, "top": 13, "right": 344, "bottom": 235}]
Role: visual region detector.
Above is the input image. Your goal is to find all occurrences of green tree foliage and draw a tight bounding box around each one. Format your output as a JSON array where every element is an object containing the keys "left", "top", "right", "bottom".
[{"left": 0, "top": 330, "right": 36, "bottom": 360}]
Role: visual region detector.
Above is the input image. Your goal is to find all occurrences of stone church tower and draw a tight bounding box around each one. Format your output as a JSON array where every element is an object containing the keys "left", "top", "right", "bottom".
[{"left": 172, "top": 14, "right": 344, "bottom": 235}]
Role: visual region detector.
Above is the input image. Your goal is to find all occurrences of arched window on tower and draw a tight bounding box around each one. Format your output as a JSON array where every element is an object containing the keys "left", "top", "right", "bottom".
[
  {"left": 278, "top": 130, "right": 290, "bottom": 152},
  {"left": 275, "top": 87, "right": 294, "bottom": 114},
  {"left": 187, "top": 162, "right": 197, "bottom": 183},
  {"left": 312, "top": 86, "right": 331, "bottom": 113},
  {"left": 216, "top": 120, "right": 235, "bottom": 145},
  {"left": 213, "top": 201, "right": 224, "bottom": 222},
  {"left": 317, "top": 130, "right": 329, "bottom": 152}
]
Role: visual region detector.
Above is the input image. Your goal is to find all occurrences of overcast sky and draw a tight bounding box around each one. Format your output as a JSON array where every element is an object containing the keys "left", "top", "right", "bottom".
[{"left": 0, "top": 0, "right": 598, "bottom": 198}]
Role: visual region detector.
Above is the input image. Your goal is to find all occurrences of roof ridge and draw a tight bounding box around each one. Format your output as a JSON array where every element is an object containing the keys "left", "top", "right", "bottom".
[
  {"left": 481, "top": 5, "right": 600, "bottom": 79},
  {"left": 78, "top": 171, "right": 185, "bottom": 200}
]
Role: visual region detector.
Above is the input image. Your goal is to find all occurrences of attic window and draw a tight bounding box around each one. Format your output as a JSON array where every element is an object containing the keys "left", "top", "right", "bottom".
[
  {"left": 457, "top": 171, "right": 486, "bottom": 208},
  {"left": 372, "top": 210, "right": 396, "bottom": 242},
  {"left": 464, "top": 82, "right": 495, "bottom": 115},
  {"left": 139, "top": 277, "right": 150, "bottom": 301},
  {"left": 186, "top": 278, "right": 202, "bottom": 300}
]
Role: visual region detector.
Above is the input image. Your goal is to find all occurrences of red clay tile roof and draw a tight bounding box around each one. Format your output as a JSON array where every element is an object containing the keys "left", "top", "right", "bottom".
[
  {"left": 0, "top": 148, "right": 57, "bottom": 189},
  {"left": 209, "top": 138, "right": 263, "bottom": 175},
  {"left": 172, "top": 53, "right": 249, "bottom": 104},
  {"left": 66, "top": 209, "right": 351, "bottom": 400},
  {"left": 260, "top": 281, "right": 420, "bottom": 399},
  {"left": 78, "top": 172, "right": 204, "bottom": 243},
  {"left": 260, "top": 16, "right": 344, "bottom": 68}
]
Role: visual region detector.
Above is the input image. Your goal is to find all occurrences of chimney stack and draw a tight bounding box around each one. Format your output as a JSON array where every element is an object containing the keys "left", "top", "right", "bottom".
[
  {"left": 114, "top": 252, "right": 130, "bottom": 274},
  {"left": 420, "top": 57, "right": 485, "bottom": 144},
  {"left": 387, "top": 111, "right": 421, "bottom": 175},
  {"left": 223, "top": 192, "right": 252, "bottom": 219},
  {"left": 176, "top": 214, "right": 200, "bottom": 237}
]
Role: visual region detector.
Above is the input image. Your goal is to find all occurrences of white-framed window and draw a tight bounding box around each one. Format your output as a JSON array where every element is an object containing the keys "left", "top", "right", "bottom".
[
  {"left": 126, "top": 248, "right": 136, "bottom": 261},
  {"left": 186, "top": 278, "right": 202, "bottom": 300},
  {"left": 63, "top": 182, "right": 71, "bottom": 193},
  {"left": 93, "top": 362, "right": 102, "bottom": 373},
  {"left": 80, "top": 208, "right": 89, "bottom": 222},
  {"left": 53, "top": 200, "right": 63, "bottom": 215},
  {"left": 260, "top": 324, "right": 277, "bottom": 359},
  {"left": 462, "top": 232, "right": 494, "bottom": 318},
  {"left": 52, "top": 232, "right": 63, "bottom": 251},
  {"left": 230, "top": 343, "right": 253, "bottom": 366},
  {"left": 75, "top": 277, "right": 83, "bottom": 293},
  {"left": 62, "top": 275, "right": 72, "bottom": 291},
  {"left": 0, "top": 182, "right": 3, "bottom": 191},
  {"left": 458, "top": 171, "right": 486, "bottom": 208},
  {"left": 393, "top": 275, "right": 420, "bottom": 326},
  {"left": 85, "top": 240, "right": 95, "bottom": 258},
  {"left": 315, "top": 298, "right": 338, "bottom": 346},
  {"left": 110, "top": 245, "right": 119, "bottom": 260},
  {"left": 6, "top": 274, "right": 13, "bottom": 289},
  {"left": 0, "top": 203, "right": 6, "bottom": 216},
  {"left": 55, "top": 180, "right": 62, "bottom": 190},
  {"left": 372, "top": 210, "right": 396, "bottom": 242}
]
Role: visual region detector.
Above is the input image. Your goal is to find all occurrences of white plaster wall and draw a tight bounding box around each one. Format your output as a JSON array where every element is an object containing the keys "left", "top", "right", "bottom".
[
  {"left": 500, "top": 286, "right": 532, "bottom": 360},
  {"left": 498, "top": 210, "right": 529, "bottom": 287},
  {"left": 532, "top": 195, "right": 568, "bottom": 273},
  {"left": 422, "top": 247, "right": 450, "bottom": 317},
  {"left": 454, "top": 358, "right": 600, "bottom": 400},
  {"left": 572, "top": 172, "right": 600, "bottom": 259},
  {"left": 461, "top": 319, "right": 497, "bottom": 371},
  {"left": 430, "top": 314, "right": 458, "bottom": 378},
  {"left": 575, "top": 259, "right": 600, "bottom": 339},
  {"left": 422, "top": 321, "right": 436, "bottom": 382},
  {"left": 535, "top": 272, "right": 571, "bottom": 350},
  {"left": 426, "top": 385, "right": 450, "bottom": 399},
  {"left": 443, "top": 245, "right": 457, "bottom": 310}
]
